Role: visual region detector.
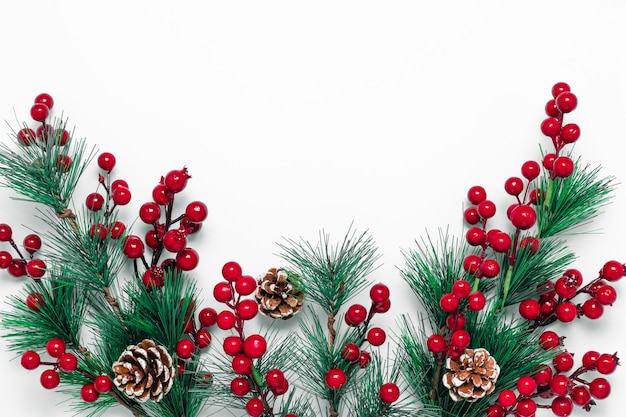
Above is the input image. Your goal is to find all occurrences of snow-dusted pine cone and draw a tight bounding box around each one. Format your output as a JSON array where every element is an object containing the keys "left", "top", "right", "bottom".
[
  {"left": 255, "top": 267, "right": 304, "bottom": 319},
  {"left": 112, "top": 339, "right": 175, "bottom": 402},
  {"left": 442, "top": 348, "right": 500, "bottom": 402}
]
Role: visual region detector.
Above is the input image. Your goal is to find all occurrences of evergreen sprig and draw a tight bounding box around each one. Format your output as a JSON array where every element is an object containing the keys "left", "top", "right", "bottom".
[{"left": 277, "top": 226, "right": 381, "bottom": 315}]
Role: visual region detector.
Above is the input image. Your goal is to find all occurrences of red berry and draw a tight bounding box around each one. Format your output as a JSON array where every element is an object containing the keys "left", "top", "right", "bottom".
[
  {"left": 488, "top": 231, "right": 511, "bottom": 253},
  {"left": 595, "top": 353, "right": 618, "bottom": 374},
  {"left": 20, "top": 350, "right": 41, "bottom": 370},
  {"left": 56, "top": 154, "right": 72, "bottom": 172},
  {"left": 37, "top": 124, "right": 54, "bottom": 143},
  {"left": 582, "top": 298, "right": 603, "bottom": 319},
  {"left": 342, "top": 343, "right": 360, "bottom": 362},
  {"left": 0, "top": 251, "right": 12, "bottom": 268},
  {"left": 600, "top": 260, "right": 625, "bottom": 281},
  {"left": 213, "top": 282, "right": 233, "bottom": 303},
  {"left": 555, "top": 301, "right": 578, "bottom": 322},
  {"left": 111, "top": 179, "right": 129, "bottom": 191},
  {"left": 34, "top": 93, "right": 54, "bottom": 109},
  {"left": 439, "top": 293, "right": 459, "bottom": 312},
  {"left": 195, "top": 329, "right": 212, "bottom": 349},
  {"left": 112, "top": 186, "right": 132, "bottom": 205},
  {"left": 571, "top": 385, "right": 591, "bottom": 407},
  {"left": 551, "top": 397, "right": 573, "bottom": 417},
  {"left": 521, "top": 160, "right": 541, "bottom": 181},
  {"left": 451, "top": 280, "right": 471, "bottom": 299},
  {"left": 93, "top": 375, "right": 113, "bottom": 393},
  {"left": 366, "top": 327, "right": 386, "bottom": 346},
  {"left": 446, "top": 312, "right": 466, "bottom": 330},
  {"left": 427, "top": 334, "right": 447, "bottom": 354},
  {"left": 245, "top": 397, "right": 264, "bottom": 417},
  {"left": 265, "top": 368, "right": 286, "bottom": 389},
  {"left": 553, "top": 156, "right": 574, "bottom": 178},
  {"left": 17, "top": 128, "right": 36, "bottom": 145},
  {"left": 553, "top": 351, "right": 575, "bottom": 372},
  {"left": 198, "top": 307, "right": 217, "bottom": 328},
  {"left": 163, "top": 229, "right": 187, "bottom": 253},
  {"left": 560, "top": 123, "right": 580, "bottom": 144},
  {"left": 164, "top": 167, "right": 190, "bottom": 193},
  {"left": 109, "top": 221, "right": 126, "bottom": 239},
  {"left": 17, "top": 239, "right": 36, "bottom": 259},
  {"left": 122, "top": 235, "right": 144, "bottom": 259},
  {"left": 510, "top": 205, "right": 536, "bottom": 230},
  {"left": 223, "top": 336, "right": 244, "bottom": 357},
  {"left": 176, "top": 247, "right": 199, "bottom": 271},
  {"left": 325, "top": 368, "right": 347, "bottom": 390},
  {"left": 479, "top": 259, "right": 500, "bottom": 278},
  {"left": 516, "top": 398, "right": 537, "bottom": 417},
  {"left": 80, "top": 383, "right": 100, "bottom": 402},
  {"left": 230, "top": 377, "right": 251, "bottom": 396},
  {"left": 236, "top": 299, "right": 259, "bottom": 321},
  {"left": 152, "top": 183, "right": 172, "bottom": 205},
  {"left": 40, "top": 369, "right": 60, "bottom": 389},
  {"left": 30, "top": 103, "right": 49, "bottom": 122},
  {"left": 487, "top": 404, "right": 506, "bottom": 417},
  {"left": 467, "top": 291, "right": 486, "bottom": 311},
  {"left": 595, "top": 284, "right": 617, "bottom": 305},
  {"left": 58, "top": 352, "right": 78, "bottom": 372},
  {"left": 369, "top": 283, "right": 390, "bottom": 304},
  {"left": 243, "top": 334, "right": 267, "bottom": 359},
  {"left": 542, "top": 153, "right": 556, "bottom": 170},
  {"left": 519, "top": 299, "right": 541, "bottom": 320},
  {"left": 550, "top": 374, "right": 570, "bottom": 396},
  {"left": 85, "top": 193, "right": 105, "bottom": 211},
  {"left": 540, "top": 117, "right": 561, "bottom": 137},
  {"left": 504, "top": 176, "right": 524, "bottom": 196},
  {"left": 462, "top": 254, "right": 481, "bottom": 274},
  {"left": 497, "top": 389, "right": 517, "bottom": 408},
  {"left": 139, "top": 202, "right": 161, "bottom": 224},
  {"left": 345, "top": 303, "right": 368, "bottom": 326},
  {"left": 467, "top": 185, "right": 487, "bottom": 205},
  {"left": 450, "top": 329, "right": 470, "bottom": 348},
  {"left": 358, "top": 350, "right": 371, "bottom": 368},
  {"left": 379, "top": 382, "right": 400, "bottom": 403},
  {"left": 216, "top": 310, "right": 236, "bottom": 330},
  {"left": 589, "top": 377, "right": 611, "bottom": 399},
  {"left": 232, "top": 354, "right": 253, "bottom": 375},
  {"left": 582, "top": 350, "right": 600, "bottom": 367},
  {"left": 516, "top": 375, "right": 537, "bottom": 397},
  {"left": 26, "top": 259, "right": 46, "bottom": 278},
  {"left": 235, "top": 275, "right": 257, "bottom": 296},
  {"left": 222, "top": 261, "right": 242, "bottom": 281},
  {"left": 97, "top": 152, "right": 116, "bottom": 172},
  {"left": 464, "top": 207, "right": 480, "bottom": 224},
  {"left": 465, "top": 227, "right": 486, "bottom": 246},
  {"left": 552, "top": 82, "right": 570, "bottom": 98},
  {"left": 533, "top": 364, "right": 553, "bottom": 386},
  {"left": 46, "top": 338, "right": 66, "bottom": 358},
  {"left": 176, "top": 339, "right": 196, "bottom": 359},
  {"left": 539, "top": 330, "right": 560, "bottom": 349},
  {"left": 555, "top": 91, "right": 577, "bottom": 113},
  {"left": 185, "top": 201, "right": 208, "bottom": 223},
  {"left": 8, "top": 259, "right": 27, "bottom": 277},
  {"left": 477, "top": 200, "right": 496, "bottom": 219},
  {"left": 0, "top": 223, "right": 13, "bottom": 241},
  {"left": 520, "top": 236, "right": 540, "bottom": 254}
]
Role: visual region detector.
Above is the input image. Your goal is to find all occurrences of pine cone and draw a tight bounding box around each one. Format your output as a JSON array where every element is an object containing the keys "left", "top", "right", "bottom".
[
  {"left": 255, "top": 268, "right": 304, "bottom": 319},
  {"left": 442, "top": 348, "right": 500, "bottom": 402},
  {"left": 112, "top": 339, "right": 175, "bottom": 402}
]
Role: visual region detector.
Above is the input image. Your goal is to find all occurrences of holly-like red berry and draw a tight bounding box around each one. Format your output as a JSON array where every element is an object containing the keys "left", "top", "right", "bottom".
[
  {"left": 345, "top": 303, "right": 367, "bottom": 326},
  {"left": 601, "top": 260, "right": 625, "bottom": 281},
  {"left": 553, "top": 351, "right": 575, "bottom": 372},
  {"left": 379, "top": 382, "right": 400, "bottom": 403},
  {"left": 553, "top": 156, "right": 574, "bottom": 178},
  {"left": 163, "top": 229, "right": 187, "bottom": 253},
  {"left": 40, "top": 369, "right": 60, "bottom": 389},
  {"left": 176, "top": 339, "right": 196, "bottom": 359},
  {"left": 234, "top": 275, "right": 257, "bottom": 296},
  {"left": 152, "top": 183, "right": 172, "bottom": 205},
  {"left": 245, "top": 397, "right": 264, "bottom": 417},
  {"left": 550, "top": 374, "right": 570, "bottom": 396},
  {"left": 479, "top": 259, "right": 500, "bottom": 278},
  {"left": 80, "top": 383, "right": 100, "bottom": 402},
  {"left": 8, "top": 259, "right": 27, "bottom": 277},
  {"left": 555, "top": 91, "right": 577, "bottom": 113},
  {"left": 539, "top": 330, "right": 560, "bottom": 349},
  {"left": 552, "top": 82, "right": 570, "bottom": 98},
  {"left": 122, "top": 235, "right": 144, "bottom": 259},
  {"left": 93, "top": 375, "right": 113, "bottom": 393},
  {"left": 519, "top": 299, "right": 541, "bottom": 320},
  {"left": 139, "top": 202, "right": 161, "bottom": 224},
  {"left": 467, "top": 185, "right": 487, "bottom": 205},
  {"left": 0, "top": 223, "right": 13, "bottom": 241},
  {"left": 465, "top": 227, "right": 486, "bottom": 246},
  {"left": 427, "top": 334, "right": 447, "bottom": 354},
  {"left": 439, "top": 293, "right": 459, "bottom": 312},
  {"left": 109, "top": 221, "right": 126, "bottom": 239},
  {"left": 26, "top": 292, "right": 45, "bottom": 312},
  {"left": 25, "top": 259, "right": 46, "bottom": 278},
  {"left": 521, "top": 160, "right": 541, "bottom": 181},
  {"left": 497, "top": 389, "right": 517, "bottom": 408},
  {"left": 223, "top": 335, "right": 244, "bottom": 357},
  {"left": 451, "top": 280, "right": 471, "bottom": 299},
  {"left": 30, "top": 103, "right": 49, "bottom": 122},
  {"left": 516, "top": 375, "right": 537, "bottom": 397},
  {"left": 516, "top": 398, "right": 537, "bottom": 417},
  {"left": 504, "top": 176, "right": 524, "bottom": 196},
  {"left": 540, "top": 117, "right": 561, "bottom": 137},
  {"left": 185, "top": 201, "right": 208, "bottom": 223},
  {"left": 236, "top": 299, "right": 259, "bottom": 321},
  {"left": 595, "top": 353, "right": 618, "bottom": 374},
  {"left": 20, "top": 350, "right": 41, "bottom": 370},
  {"left": 46, "top": 338, "right": 66, "bottom": 358},
  {"left": 195, "top": 329, "right": 212, "bottom": 349},
  {"left": 213, "top": 282, "right": 233, "bottom": 303},
  {"left": 265, "top": 368, "right": 286, "bottom": 389},
  {"left": 560, "top": 123, "right": 580, "bottom": 144},
  {"left": 230, "top": 377, "right": 251, "bottom": 396},
  {"left": 341, "top": 343, "right": 360, "bottom": 362},
  {"left": 198, "top": 307, "right": 218, "bottom": 328},
  {"left": 243, "top": 334, "right": 267, "bottom": 359},
  {"left": 366, "top": 327, "right": 386, "bottom": 346},
  {"left": 450, "top": 329, "right": 470, "bottom": 348},
  {"left": 112, "top": 186, "right": 131, "bottom": 205},
  {"left": 216, "top": 310, "right": 236, "bottom": 330},
  {"left": 369, "top": 283, "right": 390, "bottom": 304},
  {"left": 325, "top": 368, "right": 347, "bottom": 390},
  {"left": 571, "top": 385, "right": 591, "bottom": 407},
  {"left": 17, "top": 128, "right": 36, "bottom": 145},
  {"left": 222, "top": 261, "right": 242, "bottom": 281},
  {"left": 97, "top": 152, "right": 116, "bottom": 172},
  {"left": 589, "top": 377, "right": 611, "bottom": 399},
  {"left": 58, "top": 352, "right": 78, "bottom": 372},
  {"left": 582, "top": 298, "right": 603, "bottom": 319},
  {"left": 358, "top": 350, "right": 371, "bottom": 368},
  {"left": 176, "top": 247, "right": 199, "bottom": 271},
  {"left": 555, "top": 301, "right": 578, "bottom": 322},
  {"left": 164, "top": 167, "right": 190, "bottom": 193},
  {"left": 23, "top": 234, "right": 42, "bottom": 254},
  {"left": 34, "top": 93, "right": 54, "bottom": 109},
  {"left": 232, "top": 354, "right": 253, "bottom": 375},
  {"left": 509, "top": 205, "right": 537, "bottom": 230},
  {"left": 467, "top": 291, "right": 486, "bottom": 311}
]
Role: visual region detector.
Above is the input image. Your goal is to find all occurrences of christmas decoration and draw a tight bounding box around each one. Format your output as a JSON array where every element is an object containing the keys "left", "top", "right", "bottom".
[{"left": 0, "top": 83, "right": 623, "bottom": 417}]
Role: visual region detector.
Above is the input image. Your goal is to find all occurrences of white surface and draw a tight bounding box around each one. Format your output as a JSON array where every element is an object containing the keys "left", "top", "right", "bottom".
[{"left": 0, "top": 1, "right": 625, "bottom": 416}]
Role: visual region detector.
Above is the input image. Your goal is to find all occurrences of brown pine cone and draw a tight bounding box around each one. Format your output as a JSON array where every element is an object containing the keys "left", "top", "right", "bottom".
[
  {"left": 255, "top": 267, "right": 304, "bottom": 319},
  {"left": 442, "top": 348, "right": 500, "bottom": 402},
  {"left": 112, "top": 339, "right": 174, "bottom": 402}
]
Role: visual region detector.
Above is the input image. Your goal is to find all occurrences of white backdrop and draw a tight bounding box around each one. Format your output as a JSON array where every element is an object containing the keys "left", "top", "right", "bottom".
[{"left": 0, "top": 2, "right": 625, "bottom": 416}]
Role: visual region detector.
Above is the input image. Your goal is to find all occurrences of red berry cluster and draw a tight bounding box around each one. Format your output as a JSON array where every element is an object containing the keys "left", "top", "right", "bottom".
[
  {"left": 17, "top": 93, "right": 72, "bottom": 170},
  {"left": 332, "top": 283, "right": 399, "bottom": 404},
  {"left": 0, "top": 224, "right": 46, "bottom": 280},
  {"left": 519, "top": 261, "right": 624, "bottom": 325},
  {"left": 118, "top": 164, "right": 207, "bottom": 287},
  {"left": 487, "top": 335, "right": 618, "bottom": 417},
  {"left": 20, "top": 337, "right": 113, "bottom": 403},
  {"left": 206, "top": 261, "right": 297, "bottom": 417}
]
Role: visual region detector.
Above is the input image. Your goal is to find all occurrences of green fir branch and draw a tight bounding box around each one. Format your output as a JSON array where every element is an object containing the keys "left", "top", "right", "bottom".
[
  {"left": 536, "top": 160, "right": 617, "bottom": 238},
  {"left": 0, "top": 117, "right": 96, "bottom": 214},
  {"left": 277, "top": 225, "right": 381, "bottom": 316}
]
